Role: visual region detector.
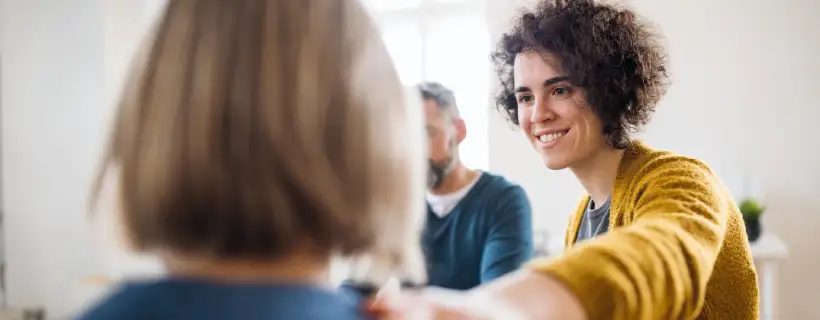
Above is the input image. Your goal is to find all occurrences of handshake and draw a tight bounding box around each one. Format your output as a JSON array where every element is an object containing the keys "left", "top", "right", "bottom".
[
  {"left": 343, "top": 272, "right": 585, "bottom": 320},
  {"left": 346, "top": 277, "right": 506, "bottom": 320}
]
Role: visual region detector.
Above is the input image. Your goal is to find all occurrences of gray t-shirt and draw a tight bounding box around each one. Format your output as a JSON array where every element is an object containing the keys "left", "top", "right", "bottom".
[{"left": 575, "top": 197, "right": 611, "bottom": 243}]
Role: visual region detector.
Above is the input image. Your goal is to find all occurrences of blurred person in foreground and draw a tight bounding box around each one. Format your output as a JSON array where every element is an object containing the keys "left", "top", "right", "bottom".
[
  {"left": 78, "top": 0, "right": 428, "bottom": 319},
  {"left": 370, "top": 0, "right": 759, "bottom": 319}
]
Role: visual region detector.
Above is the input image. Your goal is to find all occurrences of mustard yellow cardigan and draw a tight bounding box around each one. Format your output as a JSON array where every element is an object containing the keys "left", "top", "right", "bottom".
[{"left": 529, "top": 141, "right": 759, "bottom": 320}]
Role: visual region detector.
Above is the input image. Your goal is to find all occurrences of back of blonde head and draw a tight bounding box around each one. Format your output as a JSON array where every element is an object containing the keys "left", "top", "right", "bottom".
[{"left": 94, "top": 0, "right": 427, "bottom": 285}]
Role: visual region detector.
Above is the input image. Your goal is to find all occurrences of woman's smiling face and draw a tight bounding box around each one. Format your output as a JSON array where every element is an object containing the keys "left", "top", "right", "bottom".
[{"left": 513, "top": 51, "right": 607, "bottom": 170}]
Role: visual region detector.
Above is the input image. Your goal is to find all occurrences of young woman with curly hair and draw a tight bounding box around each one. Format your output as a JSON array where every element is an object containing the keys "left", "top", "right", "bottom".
[{"left": 371, "top": 0, "right": 758, "bottom": 319}]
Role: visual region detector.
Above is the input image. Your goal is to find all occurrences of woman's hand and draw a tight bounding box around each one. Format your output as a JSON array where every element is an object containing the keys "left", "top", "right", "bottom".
[
  {"left": 367, "top": 270, "right": 586, "bottom": 320},
  {"left": 368, "top": 287, "right": 492, "bottom": 320}
]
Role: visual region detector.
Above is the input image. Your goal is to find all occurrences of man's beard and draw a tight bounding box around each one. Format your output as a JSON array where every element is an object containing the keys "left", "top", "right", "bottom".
[{"left": 427, "top": 156, "right": 455, "bottom": 190}]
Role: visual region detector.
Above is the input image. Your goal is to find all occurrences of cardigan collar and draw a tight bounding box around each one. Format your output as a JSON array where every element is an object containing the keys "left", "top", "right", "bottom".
[
  {"left": 610, "top": 140, "right": 652, "bottom": 222},
  {"left": 568, "top": 140, "right": 651, "bottom": 244}
]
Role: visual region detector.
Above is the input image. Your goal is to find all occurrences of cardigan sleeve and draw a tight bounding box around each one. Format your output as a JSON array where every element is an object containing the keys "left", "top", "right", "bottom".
[{"left": 528, "top": 157, "right": 730, "bottom": 320}]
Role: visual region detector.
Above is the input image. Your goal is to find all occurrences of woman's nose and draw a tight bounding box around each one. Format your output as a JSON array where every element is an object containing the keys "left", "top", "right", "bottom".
[{"left": 530, "top": 98, "right": 554, "bottom": 124}]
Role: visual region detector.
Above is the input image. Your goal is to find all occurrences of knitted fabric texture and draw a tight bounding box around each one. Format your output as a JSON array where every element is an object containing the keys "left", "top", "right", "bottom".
[{"left": 529, "top": 141, "right": 759, "bottom": 320}]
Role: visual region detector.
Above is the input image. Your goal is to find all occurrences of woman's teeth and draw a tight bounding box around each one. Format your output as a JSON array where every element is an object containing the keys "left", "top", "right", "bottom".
[{"left": 539, "top": 131, "right": 565, "bottom": 143}]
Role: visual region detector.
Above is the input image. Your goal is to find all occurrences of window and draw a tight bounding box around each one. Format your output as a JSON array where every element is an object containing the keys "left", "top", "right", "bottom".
[{"left": 364, "top": 0, "right": 490, "bottom": 170}]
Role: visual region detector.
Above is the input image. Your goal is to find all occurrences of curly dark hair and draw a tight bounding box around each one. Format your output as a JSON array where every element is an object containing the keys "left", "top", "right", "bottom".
[{"left": 491, "top": 0, "right": 669, "bottom": 148}]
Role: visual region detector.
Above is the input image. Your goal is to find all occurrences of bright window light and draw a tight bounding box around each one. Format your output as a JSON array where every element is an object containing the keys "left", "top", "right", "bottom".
[{"left": 366, "top": 0, "right": 490, "bottom": 170}]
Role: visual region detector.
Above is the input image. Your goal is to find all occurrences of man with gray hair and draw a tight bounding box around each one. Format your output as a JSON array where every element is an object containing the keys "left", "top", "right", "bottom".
[
  {"left": 339, "top": 82, "right": 532, "bottom": 296},
  {"left": 419, "top": 81, "right": 533, "bottom": 290}
]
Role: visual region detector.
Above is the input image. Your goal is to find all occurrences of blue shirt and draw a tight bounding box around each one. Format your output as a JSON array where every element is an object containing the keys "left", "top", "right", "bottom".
[
  {"left": 77, "top": 278, "right": 368, "bottom": 320},
  {"left": 423, "top": 172, "right": 533, "bottom": 290}
]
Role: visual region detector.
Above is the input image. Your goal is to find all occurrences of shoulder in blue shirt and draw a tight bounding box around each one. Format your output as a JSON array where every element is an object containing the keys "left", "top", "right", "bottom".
[{"left": 77, "top": 278, "right": 369, "bottom": 320}]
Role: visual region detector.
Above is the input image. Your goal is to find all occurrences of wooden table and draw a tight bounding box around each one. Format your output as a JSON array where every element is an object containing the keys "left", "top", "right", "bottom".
[{"left": 750, "top": 233, "right": 789, "bottom": 320}]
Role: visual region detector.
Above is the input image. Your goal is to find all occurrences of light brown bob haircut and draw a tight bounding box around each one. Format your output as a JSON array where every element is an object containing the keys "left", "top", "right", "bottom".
[{"left": 92, "top": 0, "right": 427, "bottom": 284}]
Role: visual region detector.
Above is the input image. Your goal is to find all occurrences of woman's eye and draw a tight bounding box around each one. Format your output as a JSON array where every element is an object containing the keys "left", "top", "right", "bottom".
[
  {"left": 552, "top": 87, "right": 571, "bottom": 97},
  {"left": 517, "top": 95, "right": 534, "bottom": 104}
]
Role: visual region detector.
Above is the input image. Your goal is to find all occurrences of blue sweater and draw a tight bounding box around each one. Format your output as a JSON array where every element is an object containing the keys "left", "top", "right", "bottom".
[
  {"left": 76, "top": 278, "right": 368, "bottom": 320},
  {"left": 423, "top": 172, "right": 533, "bottom": 290}
]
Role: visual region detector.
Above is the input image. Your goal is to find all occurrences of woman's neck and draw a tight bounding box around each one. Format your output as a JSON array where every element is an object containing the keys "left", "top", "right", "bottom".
[
  {"left": 164, "top": 251, "right": 331, "bottom": 287},
  {"left": 570, "top": 147, "right": 626, "bottom": 206}
]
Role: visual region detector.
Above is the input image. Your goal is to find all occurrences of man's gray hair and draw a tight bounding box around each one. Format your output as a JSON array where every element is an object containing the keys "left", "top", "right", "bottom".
[{"left": 418, "top": 81, "right": 460, "bottom": 119}]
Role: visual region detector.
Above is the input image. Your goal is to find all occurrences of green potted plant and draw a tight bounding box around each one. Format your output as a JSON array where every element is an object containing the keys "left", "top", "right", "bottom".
[{"left": 739, "top": 198, "right": 765, "bottom": 242}]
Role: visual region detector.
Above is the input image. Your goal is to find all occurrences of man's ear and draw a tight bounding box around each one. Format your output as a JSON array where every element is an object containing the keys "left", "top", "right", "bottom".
[{"left": 454, "top": 118, "right": 467, "bottom": 144}]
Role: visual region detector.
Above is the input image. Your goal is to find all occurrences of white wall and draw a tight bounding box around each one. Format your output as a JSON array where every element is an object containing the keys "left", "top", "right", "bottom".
[
  {"left": 487, "top": 0, "right": 820, "bottom": 318},
  {"left": 0, "top": 0, "right": 168, "bottom": 317},
  {"left": 0, "top": 0, "right": 107, "bottom": 317}
]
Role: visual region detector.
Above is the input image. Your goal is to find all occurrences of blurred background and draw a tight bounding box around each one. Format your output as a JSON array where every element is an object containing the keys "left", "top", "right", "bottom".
[{"left": 0, "top": 0, "right": 818, "bottom": 318}]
